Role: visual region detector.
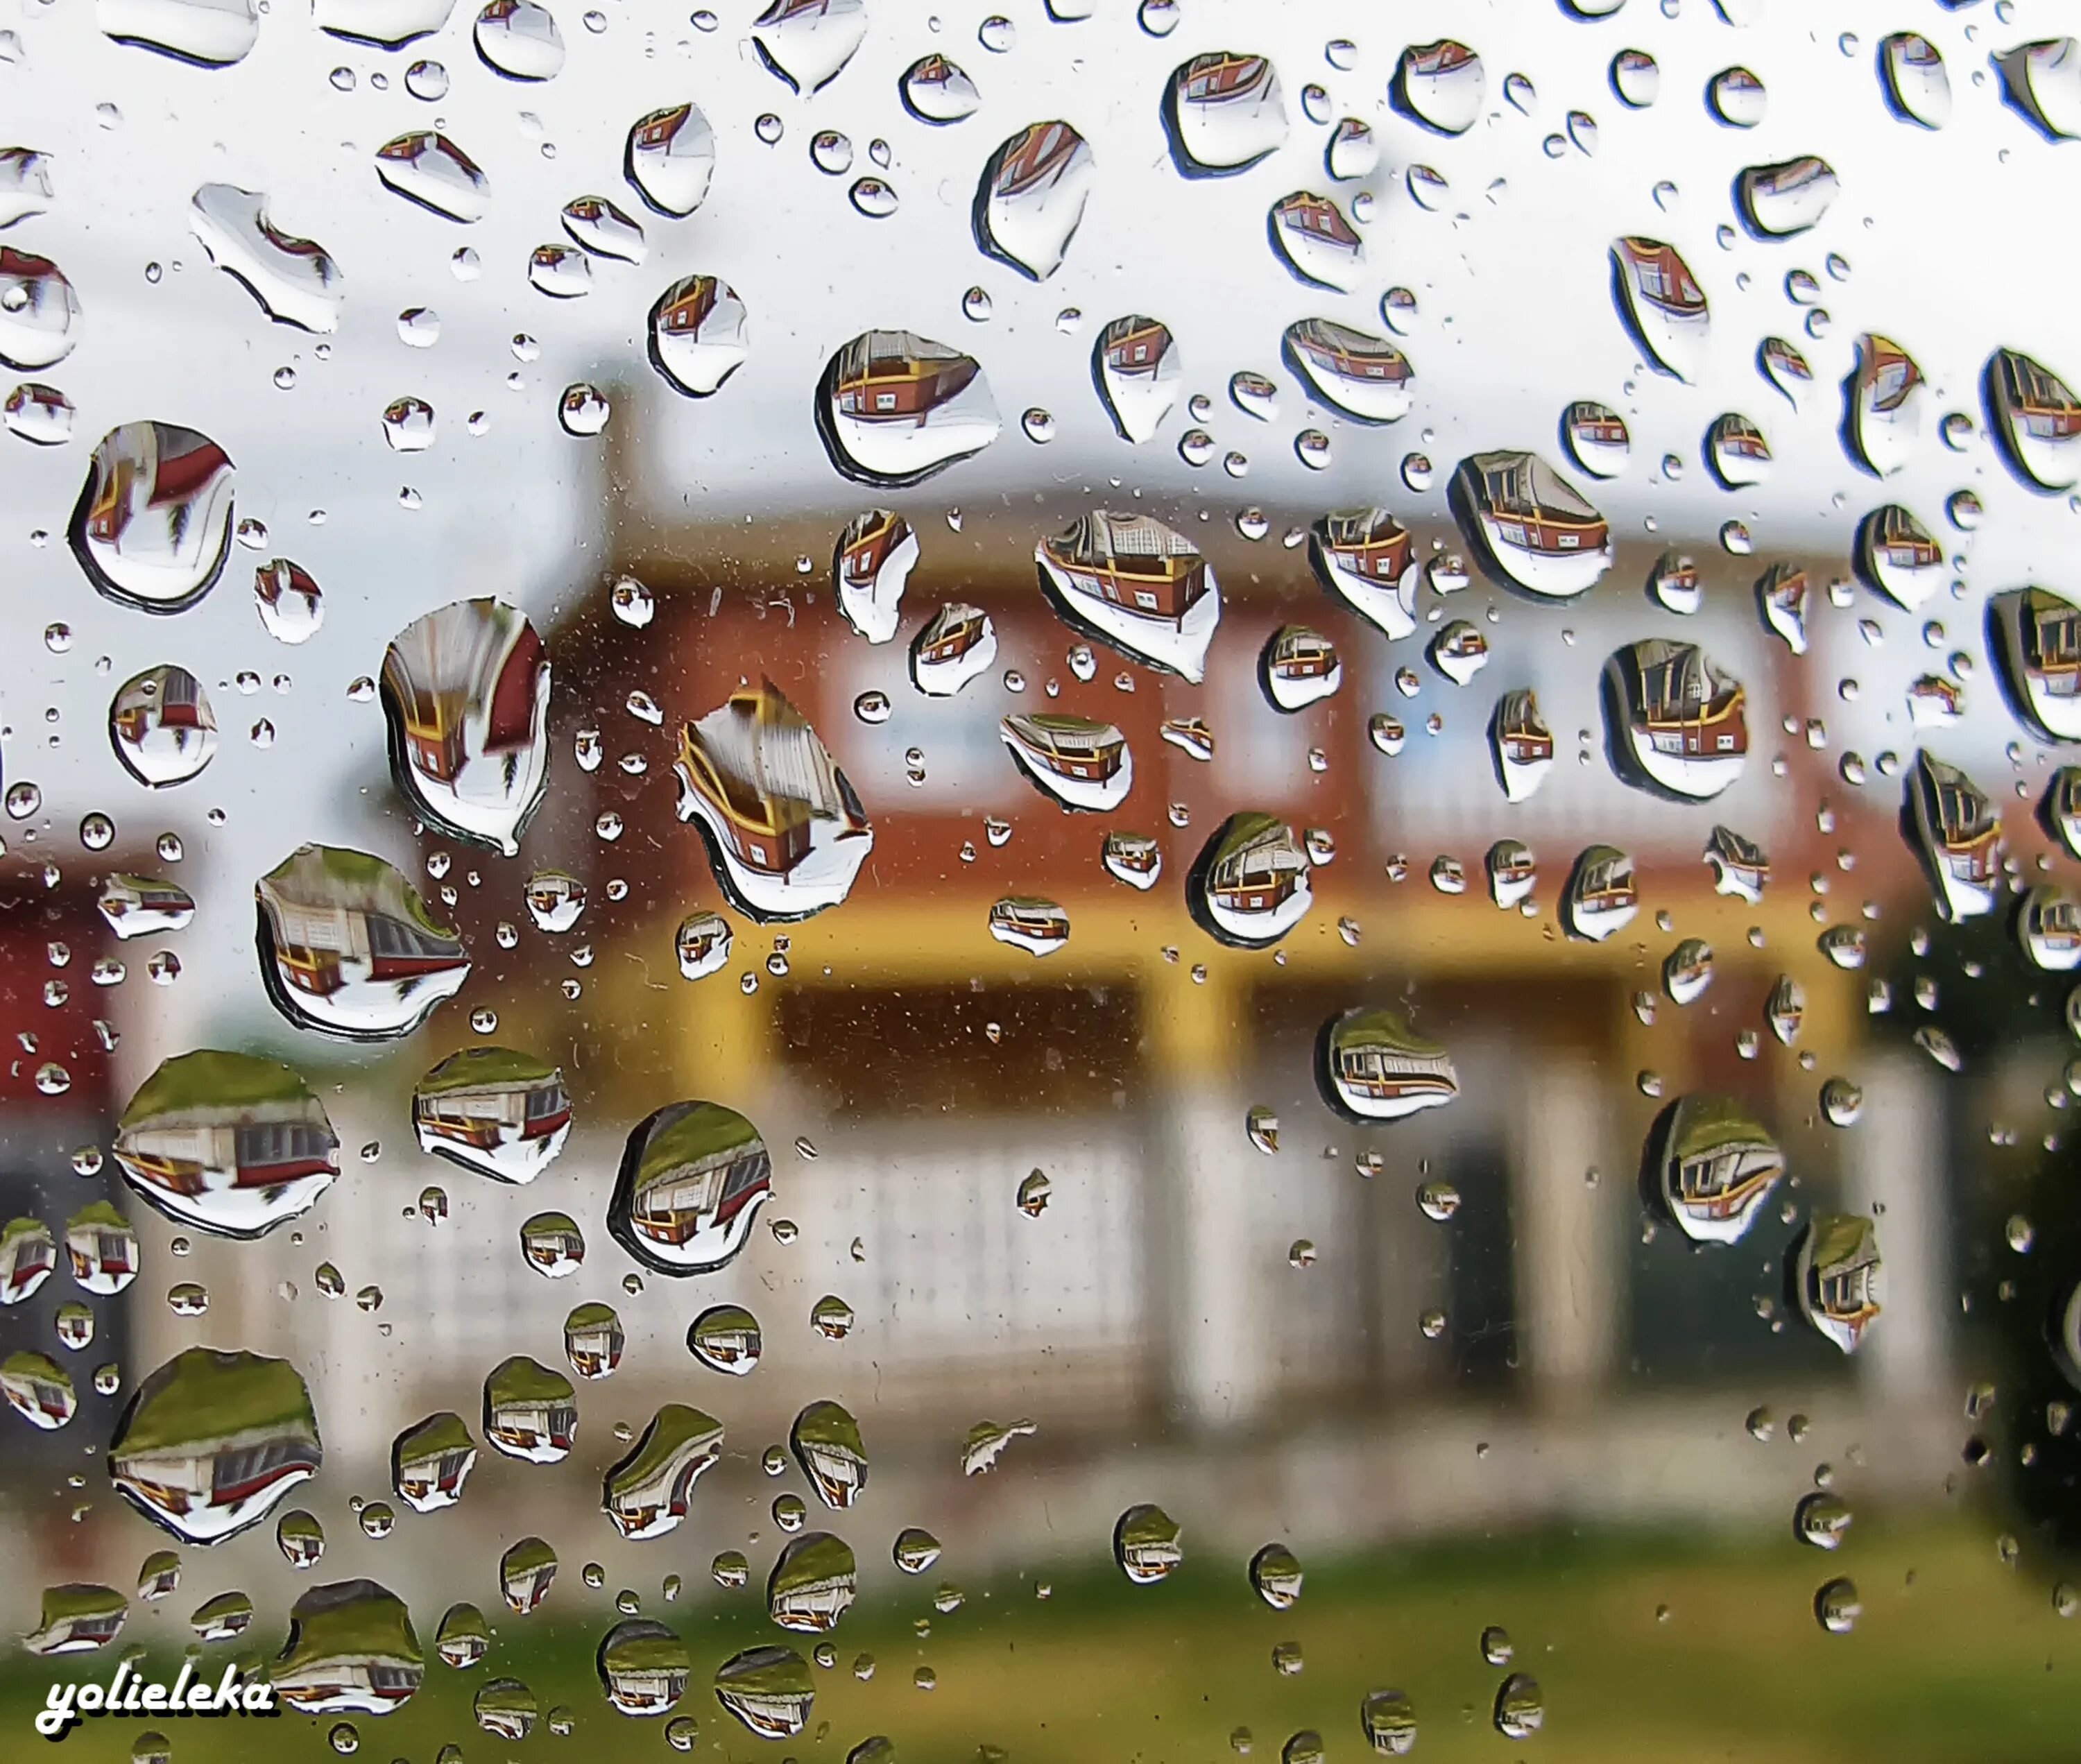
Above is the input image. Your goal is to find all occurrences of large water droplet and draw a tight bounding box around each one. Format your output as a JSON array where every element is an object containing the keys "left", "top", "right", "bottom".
[
  {"left": 1036, "top": 510, "right": 1217, "bottom": 682},
  {"left": 474, "top": 0, "right": 563, "bottom": 80},
  {"left": 603, "top": 1404, "right": 724, "bottom": 1539},
  {"left": 1392, "top": 40, "right": 1483, "bottom": 134},
  {"left": 598, "top": 1619, "right": 691, "bottom": 1715},
  {"left": 1611, "top": 236, "right": 1708, "bottom": 383},
  {"left": 1113, "top": 1504, "right": 1181, "bottom": 1584},
  {"left": 71, "top": 422, "right": 235, "bottom": 611},
  {"left": 818, "top": 330, "right": 997, "bottom": 484},
  {"left": 791, "top": 1399, "right": 867, "bottom": 1508},
  {"left": 189, "top": 185, "right": 341, "bottom": 332},
  {"left": 751, "top": 0, "right": 864, "bottom": 94},
  {"left": 1795, "top": 1214, "right": 1883, "bottom": 1352},
  {"left": 976, "top": 122, "right": 1095, "bottom": 280},
  {"left": 714, "top": 1645, "right": 814, "bottom": 1738},
  {"left": 375, "top": 132, "right": 490, "bottom": 223},
  {"left": 1269, "top": 191, "right": 1363, "bottom": 291},
  {"left": 109, "top": 666, "right": 217, "bottom": 788},
  {"left": 1456, "top": 449, "right": 1611, "bottom": 597},
  {"left": 1165, "top": 52, "right": 1288, "bottom": 173},
  {"left": 100, "top": 0, "right": 257, "bottom": 64},
  {"left": 483, "top": 1355, "right": 575, "bottom": 1464}
]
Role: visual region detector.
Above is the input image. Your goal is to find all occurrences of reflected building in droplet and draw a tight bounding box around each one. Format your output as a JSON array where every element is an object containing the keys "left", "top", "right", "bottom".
[
  {"left": 22, "top": 1584, "right": 128, "bottom": 1656},
  {"left": 598, "top": 1619, "right": 692, "bottom": 1717},
  {"left": 1486, "top": 838, "right": 1535, "bottom": 908},
  {"left": 1563, "top": 401, "right": 1629, "bottom": 479},
  {"left": 790, "top": 1399, "right": 867, "bottom": 1508},
  {"left": 1985, "top": 346, "right": 2081, "bottom": 492},
  {"left": 0, "top": 1216, "right": 52, "bottom": 1304},
  {"left": 610, "top": 1102, "right": 771, "bottom": 1276},
  {"left": 1002, "top": 712, "right": 1131, "bottom": 811},
  {"left": 675, "top": 911, "right": 733, "bottom": 981},
  {"left": 2020, "top": 884, "right": 2081, "bottom": 972},
  {"left": 674, "top": 680, "right": 871, "bottom": 920},
  {"left": 1796, "top": 1213, "right": 1883, "bottom": 1353},
  {"left": 1094, "top": 316, "right": 1180, "bottom": 443},
  {"left": 819, "top": 329, "right": 999, "bottom": 485},
  {"left": 1704, "top": 823, "right": 1770, "bottom": 901},
  {"left": 565, "top": 1302, "right": 624, "bottom": 1378},
  {"left": 1192, "top": 814, "right": 1312, "bottom": 948},
  {"left": 688, "top": 1303, "right": 762, "bottom": 1373},
  {"left": 1996, "top": 38, "right": 2081, "bottom": 142},
  {"left": 1113, "top": 1503, "right": 1183, "bottom": 1584},
  {"left": 1654, "top": 1095, "right": 1783, "bottom": 1244},
  {"left": 391, "top": 1412, "right": 477, "bottom": 1513},
  {"left": 374, "top": 132, "right": 490, "bottom": 223},
  {"left": 911, "top": 601, "right": 996, "bottom": 698},
  {"left": 413, "top": 1047, "right": 570, "bottom": 1183},
  {"left": 649, "top": 275, "right": 747, "bottom": 397},
  {"left": 1736, "top": 155, "right": 1838, "bottom": 238},
  {"left": 625, "top": 103, "right": 715, "bottom": 217},
  {"left": 1, "top": 1351, "right": 75, "bottom": 1430},
  {"left": 833, "top": 509, "right": 916, "bottom": 644},
  {"left": 1562, "top": 844, "right": 1638, "bottom": 941},
  {"left": 714, "top": 1644, "right": 814, "bottom": 1739},
  {"left": 256, "top": 844, "right": 470, "bottom": 1040},
  {"left": 1312, "top": 508, "right": 1416, "bottom": 640},
  {"left": 1881, "top": 32, "right": 1949, "bottom": 128},
  {"left": 1759, "top": 336, "right": 1813, "bottom": 409},
  {"left": 1165, "top": 51, "right": 1287, "bottom": 173},
  {"left": 99, "top": 0, "right": 258, "bottom": 65},
  {"left": 110, "top": 665, "right": 217, "bottom": 788},
  {"left": 1706, "top": 413, "right": 1770, "bottom": 489},
  {"left": 1610, "top": 236, "right": 1708, "bottom": 384},
  {"left": 988, "top": 895, "right": 1070, "bottom": 957},
  {"left": 65, "top": 1200, "right": 138, "bottom": 1294},
  {"left": 975, "top": 121, "right": 1095, "bottom": 280},
  {"left": 189, "top": 185, "right": 343, "bottom": 334},
  {"left": 1036, "top": 510, "right": 1219, "bottom": 683},
  {"left": 751, "top": 0, "right": 866, "bottom": 95},
  {"left": 603, "top": 1403, "right": 725, "bottom": 1539},
  {"left": 563, "top": 195, "right": 646, "bottom": 262},
  {"left": 1844, "top": 333, "right": 1924, "bottom": 477},
  {"left": 112, "top": 1050, "right": 339, "bottom": 1240},
  {"left": 0, "top": 247, "right": 79, "bottom": 371},
  {"left": 380, "top": 599, "right": 549, "bottom": 855},
  {"left": 1990, "top": 587, "right": 2081, "bottom": 743},
  {"left": 109, "top": 1347, "right": 321, "bottom": 1545},
  {"left": 1756, "top": 563, "right": 1809, "bottom": 655},
  {"left": 1455, "top": 450, "right": 1611, "bottom": 598},
  {"left": 768, "top": 1532, "right": 857, "bottom": 1632},
  {"left": 1320, "top": 1008, "right": 1457, "bottom": 1122},
  {"left": 1102, "top": 830, "right": 1161, "bottom": 891},
  {"left": 1489, "top": 689, "right": 1552, "bottom": 803},
  {"left": 273, "top": 1579, "right": 424, "bottom": 1715},
  {"left": 1282, "top": 319, "right": 1411, "bottom": 423},
  {"left": 1269, "top": 191, "right": 1364, "bottom": 292},
  {"left": 71, "top": 421, "right": 235, "bottom": 612},
  {"left": 1856, "top": 504, "right": 1942, "bottom": 610},
  {"left": 2042, "top": 767, "right": 2081, "bottom": 859},
  {"left": 1393, "top": 40, "right": 1484, "bottom": 135},
  {"left": 481, "top": 1355, "right": 576, "bottom": 1464},
  {"left": 901, "top": 53, "right": 981, "bottom": 124},
  {"left": 1262, "top": 626, "right": 1340, "bottom": 712},
  {"left": 1906, "top": 748, "right": 2003, "bottom": 921},
  {"left": 1362, "top": 1688, "right": 1418, "bottom": 1756},
  {"left": 1603, "top": 638, "right": 1747, "bottom": 800}
]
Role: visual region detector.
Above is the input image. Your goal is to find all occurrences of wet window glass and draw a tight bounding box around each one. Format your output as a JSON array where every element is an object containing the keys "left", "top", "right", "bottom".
[{"left": 2, "top": 1, "right": 2079, "bottom": 1758}]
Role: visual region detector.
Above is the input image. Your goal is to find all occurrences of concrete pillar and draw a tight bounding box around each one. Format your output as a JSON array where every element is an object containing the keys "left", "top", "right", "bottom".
[
  {"left": 1509, "top": 1054, "right": 1618, "bottom": 1403},
  {"left": 1844, "top": 1051, "right": 1949, "bottom": 1401},
  {"left": 1146, "top": 962, "right": 1263, "bottom": 1428}
]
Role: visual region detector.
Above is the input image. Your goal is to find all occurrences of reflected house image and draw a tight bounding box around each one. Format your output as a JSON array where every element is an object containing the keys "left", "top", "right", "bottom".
[
  {"left": 415, "top": 1058, "right": 570, "bottom": 1156},
  {"left": 676, "top": 684, "right": 868, "bottom": 879},
  {"left": 990, "top": 896, "right": 1070, "bottom": 949},
  {"left": 380, "top": 604, "right": 544, "bottom": 787},
  {"left": 631, "top": 101, "right": 700, "bottom": 154},
  {"left": 488, "top": 1395, "right": 576, "bottom": 1459},
  {"left": 567, "top": 1312, "right": 623, "bottom": 1378},
  {"left": 522, "top": 1219, "right": 583, "bottom": 1273},
  {"left": 1631, "top": 640, "right": 1748, "bottom": 757},
  {"left": 25, "top": 1594, "right": 127, "bottom": 1654},
  {"left": 2024, "top": 588, "right": 2081, "bottom": 701},
  {"left": 1209, "top": 819, "right": 1307, "bottom": 914},
  {"left": 1575, "top": 848, "right": 1637, "bottom": 915},
  {"left": 629, "top": 1110, "right": 773, "bottom": 1253},
  {"left": 654, "top": 273, "right": 721, "bottom": 340},
  {"left": 1043, "top": 513, "right": 1208, "bottom": 622},
  {"left": 66, "top": 1219, "right": 133, "bottom": 1287},
  {"left": 1616, "top": 236, "right": 1705, "bottom": 320},
  {"left": 110, "top": 1355, "right": 321, "bottom": 1532},
  {"left": 1919, "top": 754, "right": 2001, "bottom": 887},
  {"left": 1333, "top": 1013, "right": 1459, "bottom": 1108},
  {"left": 1761, "top": 336, "right": 1811, "bottom": 392},
  {"left": 1003, "top": 712, "right": 1126, "bottom": 785},
  {"left": 1567, "top": 400, "right": 1628, "bottom": 452},
  {"left": 916, "top": 603, "right": 988, "bottom": 666},
  {"left": 3, "top": 1226, "right": 51, "bottom": 1301},
  {"left": 832, "top": 331, "right": 979, "bottom": 427},
  {"left": 117, "top": 1098, "right": 336, "bottom": 1201},
  {"left": 1102, "top": 316, "right": 1172, "bottom": 381},
  {"left": 1287, "top": 319, "right": 1412, "bottom": 395},
  {"left": 1277, "top": 191, "right": 1361, "bottom": 250},
  {"left": 1670, "top": 1115, "right": 1783, "bottom": 1230},
  {"left": 1496, "top": 690, "right": 1552, "bottom": 764},
  {"left": 111, "top": 664, "right": 209, "bottom": 749},
  {"left": 257, "top": 847, "right": 468, "bottom": 1003},
  {"left": 1809, "top": 1216, "right": 1882, "bottom": 1345},
  {"left": 273, "top": 1652, "right": 421, "bottom": 1712},
  {"left": 1319, "top": 508, "right": 1410, "bottom": 583},
  {"left": 2030, "top": 889, "right": 2081, "bottom": 959},
  {"left": 993, "top": 119, "right": 1084, "bottom": 201},
  {"left": 838, "top": 509, "right": 909, "bottom": 589},
  {"left": 82, "top": 423, "right": 232, "bottom": 551},
  {"left": 100, "top": 875, "right": 194, "bottom": 930},
  {"left": 606, "top": 1661, "right": 691, "bottom": 1713},
  {"left": 1407, "top": 38, "right": 1475, "bottom": 78},
  {"left": 1181, "top": 50, "right": 1274, "bottom": 105},
  {"left": 605, "top": 1414, "right": 723, "bottom": 1539},
  {"left": 1859, "top": 333, "right": 1923, "bottom": 417},
  {"left": 906, "top": 52, "right": 961, "bottom": 100},
  {"left": 1269, "top": 627, "right": 1336, "bottom": 683},
  {"left": 1705, "top": 824, "right": 1770, "bottom": 897},
  {"left": 1105, "top": 833, "right": 1160, "bottom": 878},
  {"left": 1714, "top": 416, "right": 1770, "bottom": 470},
  {"left": 1995, "top": 348, "right": 2081, "bottom": 440},
  {"left": 1868, "top": 502, "right": 1941, "bottom": 570},
  {"left": 12, "top": 1364, "right": 73, "bottom": 1425},
  {"left": 395, "top": 1441, "right": 472, "bottom": 1507},
  {"left": 1465, "top": 451, "right": 1609, "bottom": 559}
]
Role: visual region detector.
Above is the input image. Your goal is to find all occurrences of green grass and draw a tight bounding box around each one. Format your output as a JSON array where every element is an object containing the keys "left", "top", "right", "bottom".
[{"left": 6, "top": 1518, "right": 2076, "bottom": 1763}]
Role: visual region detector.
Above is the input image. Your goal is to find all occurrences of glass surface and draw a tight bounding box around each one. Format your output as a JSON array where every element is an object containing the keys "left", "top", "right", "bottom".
[{"left": 1, "top": 1, "right": 2078, "bottom": 1759}]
